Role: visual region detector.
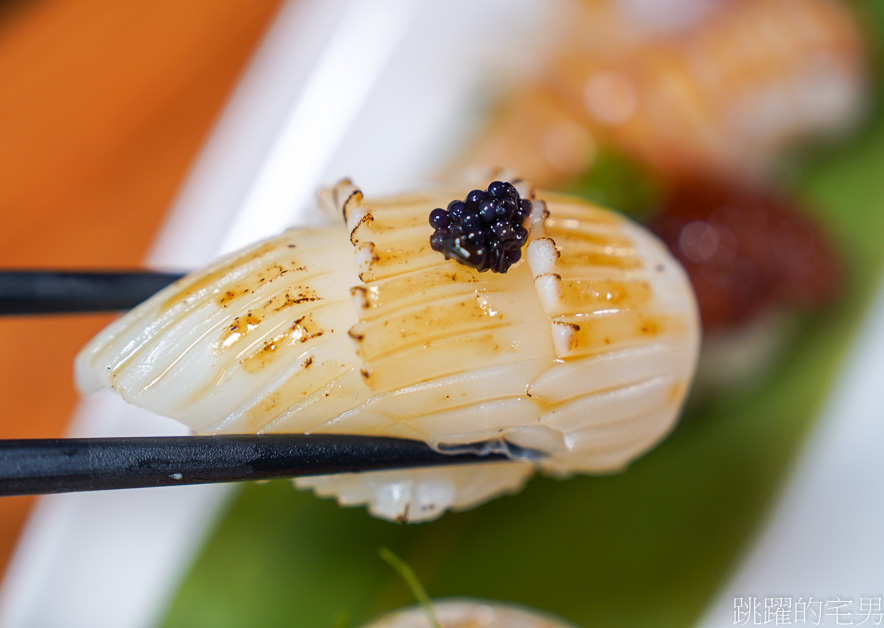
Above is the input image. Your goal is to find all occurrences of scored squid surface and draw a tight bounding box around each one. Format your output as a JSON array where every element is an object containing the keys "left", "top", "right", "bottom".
[
  {"left": 75, "top": 178, "right": 699, "bottom": 521},
  {"left": 308, "top": 181, "right": 700, "bottom": 474},
  {"left": 76, "top": 227, "right": 365, "bottom": 435}
]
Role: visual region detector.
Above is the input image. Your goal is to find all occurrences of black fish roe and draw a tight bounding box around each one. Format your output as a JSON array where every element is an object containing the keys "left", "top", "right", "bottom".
[{"left": 428, "top": 181, "right": 532, "bottom": 273}]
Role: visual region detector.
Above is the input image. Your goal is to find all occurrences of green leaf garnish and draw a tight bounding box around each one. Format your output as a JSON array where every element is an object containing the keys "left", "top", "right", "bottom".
[{"left": 378, "top": 547, "right": 441, "bottom": 628}]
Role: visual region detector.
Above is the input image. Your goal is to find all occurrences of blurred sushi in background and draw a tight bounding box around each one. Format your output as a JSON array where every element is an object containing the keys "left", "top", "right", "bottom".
[
  {"left": 463, "top": 0, "right": 868, "bottom": 186},
  {"left": 459, "top": 0, "right": 869, "bottom": 392},
  {"left": 648, "top": 177, "right": 842, "bottom": 392}
]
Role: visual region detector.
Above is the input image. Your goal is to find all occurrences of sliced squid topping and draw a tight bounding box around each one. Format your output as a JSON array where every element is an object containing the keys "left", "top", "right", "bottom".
[{"left": 76, "top": 176, "right": 700, "bottom": 522}]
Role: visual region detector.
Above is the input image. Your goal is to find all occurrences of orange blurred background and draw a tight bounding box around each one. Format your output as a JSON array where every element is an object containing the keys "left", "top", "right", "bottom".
[{"left": 0, "top": 0, "right": 283, "bottom": 572}]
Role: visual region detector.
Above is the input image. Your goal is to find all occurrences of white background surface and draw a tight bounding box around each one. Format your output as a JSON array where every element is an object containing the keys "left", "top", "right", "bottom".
[{"left": 698, "top": 284, "right": 884, "bottom": 627}]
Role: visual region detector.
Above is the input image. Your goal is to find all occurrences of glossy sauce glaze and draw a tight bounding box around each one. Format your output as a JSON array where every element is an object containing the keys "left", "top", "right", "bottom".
[{"left": 77, "top": 177, "right": 700, "bottom": 521}]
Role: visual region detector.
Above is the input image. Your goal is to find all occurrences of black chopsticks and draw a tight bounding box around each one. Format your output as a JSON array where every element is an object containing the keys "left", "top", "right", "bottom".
[
  {"left": 0, "top": 270, "right": 184, "bottom": 315},
  {"left": 0, "top": 434, "right": 521, "bottom": 496},
  {"left": 0, "top": 272, "right": 533, "bottom": 495}
]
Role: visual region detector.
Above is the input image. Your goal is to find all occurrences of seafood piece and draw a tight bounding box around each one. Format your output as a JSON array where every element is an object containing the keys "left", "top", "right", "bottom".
[
  {"left": 361, "top": 598, "right": 577, "bottom": 628},
  {"left": 76, "top": 176, "right": 699, "bottom": 522},
  {"left": 465, "top": 0, "right": 867, "bottom": 185}
]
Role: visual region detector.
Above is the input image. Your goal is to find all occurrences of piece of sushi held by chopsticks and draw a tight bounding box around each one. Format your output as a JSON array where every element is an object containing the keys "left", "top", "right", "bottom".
[{"left": 76, "top": 174, "right": 700, "bottom": 522}]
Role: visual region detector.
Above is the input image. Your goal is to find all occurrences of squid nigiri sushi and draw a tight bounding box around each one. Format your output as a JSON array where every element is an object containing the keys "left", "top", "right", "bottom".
[{"left": 76, "top": 175, "right": 700, "bottom": 522}]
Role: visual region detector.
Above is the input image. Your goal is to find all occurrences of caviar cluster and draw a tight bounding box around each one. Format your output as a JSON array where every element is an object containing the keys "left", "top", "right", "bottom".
[{"left": 428, "top": 181, "right": 532, "bottom": 274}]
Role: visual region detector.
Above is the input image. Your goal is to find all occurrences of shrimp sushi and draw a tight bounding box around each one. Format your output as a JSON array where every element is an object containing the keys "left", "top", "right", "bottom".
[
  {"left": 76, "top": 175, "right": 700, "bottom": 522},
  {"left": 464, "top": 0, "right": 867, "bottom": 185}
]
